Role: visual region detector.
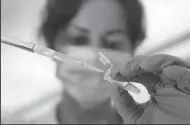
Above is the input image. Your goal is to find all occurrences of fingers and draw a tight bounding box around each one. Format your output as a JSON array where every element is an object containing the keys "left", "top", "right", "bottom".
[
  {"left": 115, "top": 55, "right": 161, "bottom": 93},
  {"left": 119, "top": 55, "right": 149, "bottom": 78},
  {"left": 111, "top": 54, "right": 190, "bottom": 121},
  {"left": 111, "top": 86, "right": 144, "bottom": 120},
  {"left": 140, "top": 54, "right": 190, "bottom": 73},
  {"left": 120, "top": 54, "right": 190, "bottom": 78},
  {"left": 118, "top": 54, "right": 190, "bottom": 90},
  {"left": 111, "top": 69, "right": 146, "bottom": 120},
  {"left": 111, "top": 67, "right": 150, "bottom": 120},
  {"left": 161, "top": 65, "right": 190, "bottom": 94}
]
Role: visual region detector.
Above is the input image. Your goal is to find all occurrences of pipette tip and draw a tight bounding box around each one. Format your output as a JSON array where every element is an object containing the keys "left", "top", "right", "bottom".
[
  {"left": 81, "top": 63, "right": 104, "bottom": 73},
  {"left": 125, "top": 82, "right": 141, "bottom": 94}
]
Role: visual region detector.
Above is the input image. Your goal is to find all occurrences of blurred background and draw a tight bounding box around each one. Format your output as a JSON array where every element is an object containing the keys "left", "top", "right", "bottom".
[{"left": 1, "top": 0, "right": 190, "bottom": 122}]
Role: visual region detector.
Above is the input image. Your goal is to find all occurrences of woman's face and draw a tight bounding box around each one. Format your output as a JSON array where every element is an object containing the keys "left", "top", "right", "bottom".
[{"left": 54, "top": 0, "right": 132, "bottom": 106}]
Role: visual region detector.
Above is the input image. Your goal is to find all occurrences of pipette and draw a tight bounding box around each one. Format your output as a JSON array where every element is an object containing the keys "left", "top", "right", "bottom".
[
  {"left": 1, "top": 37, "right": 104, "bottom": 73},
  {"left": 1, "top": 37, "right": 140, "bottom": 94}
]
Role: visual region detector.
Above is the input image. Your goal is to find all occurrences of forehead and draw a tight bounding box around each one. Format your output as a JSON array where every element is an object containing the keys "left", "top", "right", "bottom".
[{"left": 69, "top": 0, "right": 127, "bottom": 32}]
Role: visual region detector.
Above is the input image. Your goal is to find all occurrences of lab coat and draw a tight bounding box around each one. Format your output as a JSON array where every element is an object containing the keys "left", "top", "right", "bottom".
[
  {"left": 1, "top": 91, "right": 122, "bottom": 124},
  {"left": 2, "top": 87, "right": 190, "bottom": 124}
]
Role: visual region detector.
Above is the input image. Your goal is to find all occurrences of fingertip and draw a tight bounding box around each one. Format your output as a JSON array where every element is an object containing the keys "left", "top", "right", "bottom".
[
  {"left": 120, "top": 55, "right": 148, "bottom": 77},
  {"left": 111, "top": 86, "right": 142, "bottom": 119},
  {"left": 141, "top": 54, "right": 190, "bottom": 72},
  {"left": 112, "top": 86, "right": 132, "bottom": 104},
  {"left": 109, "top": 84, "right": 119, "bottom": 97},
  {"left": 110, "top": 66, "right": 120, "bottom": 78},
  {"left": 140, "top": 55, "right": 161, "bottom": 72},
  {"left": 161, "top": 65, "right": 190, "bottom": 94},
  {"left": 162, "top": 65, "right": 190, "bottom": 83}
]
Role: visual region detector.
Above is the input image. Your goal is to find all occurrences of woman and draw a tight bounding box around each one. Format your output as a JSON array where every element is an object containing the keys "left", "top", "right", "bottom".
[
  {"left": 2, "top": 0, "right": 190, "bottom": 124},
  {"left": 37, "top": 0, "right": 190, "bottom": 124},
  {"left": 38, "top": 0, "right": 145, "bottom": 124}
]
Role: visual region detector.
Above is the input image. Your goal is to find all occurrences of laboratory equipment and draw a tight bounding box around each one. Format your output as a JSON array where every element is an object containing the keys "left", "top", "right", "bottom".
[
  {"left": 1, "top": 37, "right": 104, "bottom": 73},
  {"left": 1, "top": 36, "right": 140, "bottom": 94},
  {"left": 98, "top": 52, "right": 141, "bottom": 94}
]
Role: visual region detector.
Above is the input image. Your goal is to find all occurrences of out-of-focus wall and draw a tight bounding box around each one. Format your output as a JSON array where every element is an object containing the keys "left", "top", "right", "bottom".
[
  {"left": 136, "top": 0, "right": 190, "bottom": 57},
  {"left": 1, "top": 0, "right": 190, "bottom": 118},
  {"left": 1, "top": 0, "right": 62, "bottom": 117}
]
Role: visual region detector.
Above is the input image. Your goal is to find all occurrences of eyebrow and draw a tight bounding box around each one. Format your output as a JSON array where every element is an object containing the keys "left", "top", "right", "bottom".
[
  {"left": 72, "top": 25, "right": 90, "bottom": 33},
  {"left": 72, "top": 25, "right": 125, "bottom": 36},
  {"left": 105, "top": 30, "right": 126, "bottom": 36}
]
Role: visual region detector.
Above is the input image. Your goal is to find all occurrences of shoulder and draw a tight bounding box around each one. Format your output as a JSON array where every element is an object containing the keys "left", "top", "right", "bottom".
[
  {"left": 1, "top": 117, "right": 29, "bottom": 124},
  {"left": 1, "top": 109, "right": 59, "bottom": 124},
  {"left": 2, "top": 91, "right": 62, "bottom": 124}
]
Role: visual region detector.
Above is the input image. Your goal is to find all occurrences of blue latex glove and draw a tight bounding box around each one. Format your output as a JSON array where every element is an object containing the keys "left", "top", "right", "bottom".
[{"left": 111, "top": 54, "right": 190, "bottom": 124}]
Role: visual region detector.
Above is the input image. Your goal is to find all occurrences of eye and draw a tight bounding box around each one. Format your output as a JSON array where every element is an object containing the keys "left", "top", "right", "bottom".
[
  {"left": 69, "top": 36, "right": 89, "bottom": 46},
  {"left": 108, "top": 42, "right": 120, "bottom": 50},
  {"left": 102, "top": 40, "right": 121, "bottom": 50}
]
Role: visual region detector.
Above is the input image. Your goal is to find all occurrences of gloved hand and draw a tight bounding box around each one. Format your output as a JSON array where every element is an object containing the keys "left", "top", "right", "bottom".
[{"left": 111, "top": 54, "right": 190, "bottom": 124}]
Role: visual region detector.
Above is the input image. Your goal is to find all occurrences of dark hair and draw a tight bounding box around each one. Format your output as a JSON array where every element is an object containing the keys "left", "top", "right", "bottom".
[{"left": 40, "top": 0, "right": 145, "bottom": 50}]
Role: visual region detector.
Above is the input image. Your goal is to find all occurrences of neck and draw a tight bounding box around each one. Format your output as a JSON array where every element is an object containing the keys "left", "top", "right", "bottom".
[
  {"left": 56, "top": 90, "right": 122, "bottom": 124},
  {"left": 63, "top": 90, "right": 112, "bottom": 110}
]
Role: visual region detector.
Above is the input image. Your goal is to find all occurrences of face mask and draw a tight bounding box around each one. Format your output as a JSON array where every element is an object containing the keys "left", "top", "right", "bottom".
[{"left": 56, "top": 46, "right": 132, "bottom": 102}]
